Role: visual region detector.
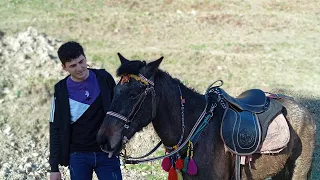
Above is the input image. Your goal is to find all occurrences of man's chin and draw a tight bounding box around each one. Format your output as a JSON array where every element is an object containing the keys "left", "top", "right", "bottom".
[{"left": 74, "top": 71, "right": 88, "bottom": 81}]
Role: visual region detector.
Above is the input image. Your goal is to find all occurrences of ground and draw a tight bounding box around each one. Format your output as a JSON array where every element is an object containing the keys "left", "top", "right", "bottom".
[{"left": 0, "top": 0, "right": 319, "bottom": 179}]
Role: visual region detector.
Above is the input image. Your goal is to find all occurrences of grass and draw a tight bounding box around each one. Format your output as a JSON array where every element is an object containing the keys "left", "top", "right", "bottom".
[{"left": 0, "top": 0, "right": 319, "bottom": 179}]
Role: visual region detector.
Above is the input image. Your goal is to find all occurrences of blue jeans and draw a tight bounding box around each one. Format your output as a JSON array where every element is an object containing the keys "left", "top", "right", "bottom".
[{"left": 69, "top": 152, "right": 122, "bottom": 180}]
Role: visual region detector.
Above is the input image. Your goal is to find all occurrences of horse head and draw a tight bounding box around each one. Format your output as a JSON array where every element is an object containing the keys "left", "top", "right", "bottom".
[{"left": 97, "top": 53, "right": 163, "bottom": 156}]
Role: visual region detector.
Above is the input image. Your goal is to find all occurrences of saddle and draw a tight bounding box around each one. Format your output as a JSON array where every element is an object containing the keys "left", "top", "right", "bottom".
[
  {"left": 219, "top": 88, "right": 268, "bottom": 113},
  {"left": 211, "top": 88, "right": 288, "bottom": 180},
  {"left": 219, "top": 88, "right": 284, "bottom": 155}
]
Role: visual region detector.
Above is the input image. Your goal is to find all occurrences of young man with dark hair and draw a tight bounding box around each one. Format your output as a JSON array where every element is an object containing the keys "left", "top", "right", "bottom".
[{"left": 49, "top": 41, "right": 122, "bottom": 180}]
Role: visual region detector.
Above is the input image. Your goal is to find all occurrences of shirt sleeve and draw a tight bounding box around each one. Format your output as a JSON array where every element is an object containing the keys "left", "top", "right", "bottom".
[
  {"left": 49, "top": 96, "right": 55, "bottom": 122},
  {"left": 49, "top": 93, "right": 60, "bottom": 172}
]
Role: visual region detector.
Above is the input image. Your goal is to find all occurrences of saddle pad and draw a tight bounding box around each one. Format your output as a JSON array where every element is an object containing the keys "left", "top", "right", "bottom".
[
  {"left": 256, "top": 98, "right": 283, "bottom": 142},
  {"left": 259, "top": 113, "right": 290, "bottom": 154},
  {"left": 221, "top": 108, "right": 261, "bottom": 155}
]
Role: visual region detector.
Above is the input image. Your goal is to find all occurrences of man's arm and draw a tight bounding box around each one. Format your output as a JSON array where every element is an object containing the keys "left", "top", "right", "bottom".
[{"left": 49, "top": 94, "right": 61, "bottom": 172}]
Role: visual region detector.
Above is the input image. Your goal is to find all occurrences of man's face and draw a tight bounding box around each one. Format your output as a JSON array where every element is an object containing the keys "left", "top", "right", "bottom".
[{"left": 62, "top": 54, "right": 88, "bottom": 82}]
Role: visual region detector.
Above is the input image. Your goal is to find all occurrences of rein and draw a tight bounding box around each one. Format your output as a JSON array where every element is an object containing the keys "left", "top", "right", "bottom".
[
  {"left": 104, "top": 73, "right": 222, "bottom": 165},
  {"left": 121, "top": 81, "right": 222, "bottom": 164},
  {"left": 124, "top": 103, "right": 215, "bottom": 164}
]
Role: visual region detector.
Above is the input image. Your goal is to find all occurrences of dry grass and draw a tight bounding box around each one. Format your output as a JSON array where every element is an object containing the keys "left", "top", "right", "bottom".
[{"left": 0, "top": 0, "right": 319, "bottom": 179}]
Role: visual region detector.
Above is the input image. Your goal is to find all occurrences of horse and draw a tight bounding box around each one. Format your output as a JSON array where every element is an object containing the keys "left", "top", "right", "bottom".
[{"left": 97, "top": 53, "right": 316, "bottom": 180}]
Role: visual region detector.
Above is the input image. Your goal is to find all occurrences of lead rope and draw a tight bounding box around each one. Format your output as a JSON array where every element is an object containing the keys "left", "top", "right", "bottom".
[{"left": 165, "top": 84, "right": 186, "bottom": 151}]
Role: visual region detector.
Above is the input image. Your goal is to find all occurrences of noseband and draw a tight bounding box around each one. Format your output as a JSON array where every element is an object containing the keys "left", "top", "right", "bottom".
[{"left": 106, "top": 74, "right": 156, "bottom": 129}]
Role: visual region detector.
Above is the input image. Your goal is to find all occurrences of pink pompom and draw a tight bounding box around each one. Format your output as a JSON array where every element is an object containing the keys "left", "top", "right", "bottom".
[
  {"left": 187, "top": 159, "right": 198, "bottom": 175},
  {"left": 161, "top": 157, "right": 171, "bottom": 172}
]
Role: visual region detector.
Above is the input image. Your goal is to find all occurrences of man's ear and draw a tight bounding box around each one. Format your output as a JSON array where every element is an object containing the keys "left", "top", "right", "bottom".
[
  {"left": 61, "top": 64, "right": 66, "bottom": 71},
  {"left": 141, "top": 57, "right": 163, "bottom": 77},
  {"left": 117, "top": 53, "right": 129, "bottom": 64}
]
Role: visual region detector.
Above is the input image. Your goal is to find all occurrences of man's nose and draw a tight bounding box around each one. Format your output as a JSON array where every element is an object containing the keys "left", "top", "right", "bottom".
[{"left": 76, "top": 65, "right": 82, "bottom": 72}]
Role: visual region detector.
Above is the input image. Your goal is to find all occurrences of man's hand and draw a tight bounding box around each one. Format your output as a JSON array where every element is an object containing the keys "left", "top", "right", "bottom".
[{"left": 50, "top": 172, "right": 61, "bottom": 180}]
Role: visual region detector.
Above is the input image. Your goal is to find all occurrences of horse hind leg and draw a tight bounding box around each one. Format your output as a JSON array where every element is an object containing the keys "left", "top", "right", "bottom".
[
  {"left": 290, "top": 147, "right": 314, "bottom": 180},
  {"left": 277, "top": 98, "right": 316, "bottom": 180},
  {"left": 289, "top": 121, "right": 315, "bottom": 179},
  {"left": 285, "top": 126, "right": 315, "bottom": 179},
  {"left": 273, "top": 129, "right": 314, "bottom": 180},
  {"left": 271, "top": 159, "right": 292, "bottom": 180},
  {"left": 272, "top": 151, "right": 313, "bottom": 180}
]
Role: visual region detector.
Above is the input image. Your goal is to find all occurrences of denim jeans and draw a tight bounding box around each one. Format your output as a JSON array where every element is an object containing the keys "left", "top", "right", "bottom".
[{"left": 69, "top": 152, "right": 122, "bottom": 180}]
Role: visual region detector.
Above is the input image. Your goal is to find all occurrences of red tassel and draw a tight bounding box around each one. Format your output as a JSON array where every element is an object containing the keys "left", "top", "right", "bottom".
[
  {"left": 168, "top": 167, "right": 178, "bottom": 180},
  {"left": 175, "top": 157, "right": 184, "bottom": 170},
  {"left": 187, "top": 159, "right": 198, "bottom": 175},
  {"left": 162, "top": 157, "right": 171, "bottom": 172}
]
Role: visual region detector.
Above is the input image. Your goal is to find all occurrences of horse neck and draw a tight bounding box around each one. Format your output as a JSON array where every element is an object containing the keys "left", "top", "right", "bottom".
[{"left": 152, "top": 72, "right": 206, "bottom": 147}]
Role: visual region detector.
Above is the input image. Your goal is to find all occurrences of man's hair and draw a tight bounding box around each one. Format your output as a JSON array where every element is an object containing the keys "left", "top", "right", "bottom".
[{"left": 57, "top": 41, "right": 86, "bottom": 65}]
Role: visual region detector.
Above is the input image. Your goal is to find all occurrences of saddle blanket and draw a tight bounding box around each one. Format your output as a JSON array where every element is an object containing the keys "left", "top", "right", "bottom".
[{"left": 258, "top": 113, "right": 290, "bottom": 154}]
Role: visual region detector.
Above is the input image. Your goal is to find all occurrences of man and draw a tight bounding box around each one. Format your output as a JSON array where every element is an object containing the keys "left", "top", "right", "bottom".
[{"left": 49, "top": 41, "right": 122, "bottom": 180}]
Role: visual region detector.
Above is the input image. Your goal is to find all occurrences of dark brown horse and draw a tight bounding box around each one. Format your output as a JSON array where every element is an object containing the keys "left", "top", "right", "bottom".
[{"left": 97, "top": 54, "right": 316, "bottom": 180}]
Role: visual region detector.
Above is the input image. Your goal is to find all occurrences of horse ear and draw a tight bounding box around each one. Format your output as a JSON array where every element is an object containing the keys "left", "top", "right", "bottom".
[
  {"left": 117, "top": 53, "right": 129, "bottom": 64},
  {"left": 142, "top": 56, "right": 163, "bottom": 76}
]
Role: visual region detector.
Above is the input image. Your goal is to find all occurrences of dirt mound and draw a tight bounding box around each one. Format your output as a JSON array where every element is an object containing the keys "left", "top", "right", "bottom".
[
  {"left": 0, "top": 28, "right": 160, "bottom": 180},
  {"left": 0, "top": 27, "right": 64, "bottom": 179}
]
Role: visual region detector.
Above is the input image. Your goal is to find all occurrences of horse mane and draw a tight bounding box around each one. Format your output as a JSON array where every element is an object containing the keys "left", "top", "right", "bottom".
[
  {"left": 156, "top": 71, "right": 200, "bottom": 94},
  {"left": 116, "top": 60, "right": 146, "bottom": 76},
  {"left": 116, "top": 59, "right": 201, "bottom": 95}
]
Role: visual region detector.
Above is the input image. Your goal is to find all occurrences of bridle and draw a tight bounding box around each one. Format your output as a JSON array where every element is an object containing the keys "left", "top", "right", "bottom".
[{"left": 106, "top": 73, "right": 157, "bottom": 129}]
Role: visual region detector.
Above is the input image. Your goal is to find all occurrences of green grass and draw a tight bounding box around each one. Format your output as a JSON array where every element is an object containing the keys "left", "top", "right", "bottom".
[{"left": 1, "top": 0, "right": 319, "bottom": 179}]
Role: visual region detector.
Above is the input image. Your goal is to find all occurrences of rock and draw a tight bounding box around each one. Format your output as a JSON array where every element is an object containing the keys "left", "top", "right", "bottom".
[
  {"left": 32, "top": 153, "right": 39, "bottom": 157},
  {"left": 4, "top": 126, "right": 11, "bottom": 135},
  {"left": 24, "top": 162, "right": 33, "bottom": 173}
]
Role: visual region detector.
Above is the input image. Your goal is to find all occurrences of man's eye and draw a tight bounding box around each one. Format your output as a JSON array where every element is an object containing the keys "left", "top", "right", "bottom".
[{"left": 79, "top": 60, "right": 83, "bottom": 64}]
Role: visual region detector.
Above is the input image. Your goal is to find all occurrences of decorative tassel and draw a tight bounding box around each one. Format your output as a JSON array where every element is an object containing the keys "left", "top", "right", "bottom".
[
  {"left": 187, "top": 141, "right": 197, "bottom": 175},
  {"left": 162, "top": 157, "right": 171, "bottom": 172},
  {"left": 177, "top": 169, "right": 183, "bottom": 180},
  {"left": 168, "top": 167, "right": 178, "bottom": 180},
  {"left": 187, "top": 159, "right": 198, "bottom": 175},
  {"left": 182, "top": 156, "right": 189, "bottom": 173},
  {"left": 182, "top": 141, "right": 191, "bottom": 173},
  {"left": 175, "top": 157, "right": 184, "bottom": 170}
]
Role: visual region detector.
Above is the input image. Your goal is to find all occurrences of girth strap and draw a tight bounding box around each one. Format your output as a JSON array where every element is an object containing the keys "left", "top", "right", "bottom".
[{"left": 235, "top": 155, "right": 241, "bottom": 180}]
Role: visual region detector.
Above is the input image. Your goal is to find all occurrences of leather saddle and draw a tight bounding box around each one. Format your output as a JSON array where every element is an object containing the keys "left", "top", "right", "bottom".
[
  {"left": 219, "top": 88, "right": 268, "bottom": 113},
  {"left": 218, "top": 88, "right": 283, "bottom": 155}
]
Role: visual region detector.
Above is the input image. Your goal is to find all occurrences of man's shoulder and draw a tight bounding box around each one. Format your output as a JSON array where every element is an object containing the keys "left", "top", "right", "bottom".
[
  {"left": 91, "top": 68, "right": 113, "bottom": 78},
  {"left": 91, "top": 69, "right": 115, "bottom": 88},
  {"left": 54, "top": 76, "right": 68, "bottom": 90}
]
